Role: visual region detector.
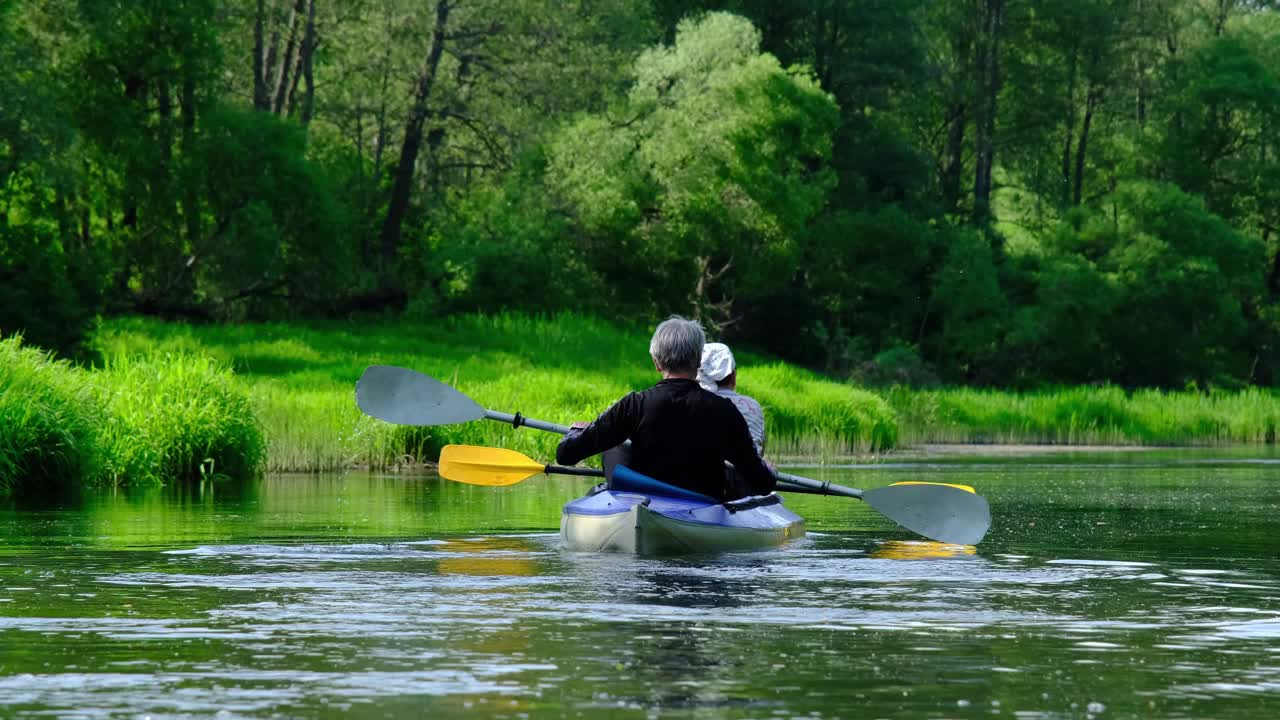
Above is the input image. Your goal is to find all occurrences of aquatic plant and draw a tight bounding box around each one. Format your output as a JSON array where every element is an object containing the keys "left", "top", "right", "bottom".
[
  {"left": 0, "top": 335, "right": 264, "bottom": 495},
  {"left": 93, "top": 353, "right": 265, "bottom": 486},
  {"left": 0, "top": 336, "right": 101, "bottom": 494}
]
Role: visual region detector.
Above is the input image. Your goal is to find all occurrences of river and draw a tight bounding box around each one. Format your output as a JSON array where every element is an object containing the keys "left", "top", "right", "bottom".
[{"left": 1, "top": 448, "right": 1277, "bottom": 718}]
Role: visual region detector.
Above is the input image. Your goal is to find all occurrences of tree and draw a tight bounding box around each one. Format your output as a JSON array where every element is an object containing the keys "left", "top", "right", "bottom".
[{"left": 548, "top": 12, "right": 840, "bottom": 329}]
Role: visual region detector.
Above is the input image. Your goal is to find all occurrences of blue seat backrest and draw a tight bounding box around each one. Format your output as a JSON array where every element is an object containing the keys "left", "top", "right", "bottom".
[{"left": 611, "top": 465, "right": 718, "bottom": 504}]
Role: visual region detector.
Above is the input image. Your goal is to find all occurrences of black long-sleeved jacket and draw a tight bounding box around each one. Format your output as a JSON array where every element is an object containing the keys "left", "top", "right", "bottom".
[{"left": 555, "top": 378, "right": 776, "bottom": 501}]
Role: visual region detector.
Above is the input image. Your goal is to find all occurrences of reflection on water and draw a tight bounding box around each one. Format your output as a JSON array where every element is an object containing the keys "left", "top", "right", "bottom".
[
  {"left": 1, "top": 452, "right": 1279, "bottom": 718},
  {"left": 868, "top": 540, "right": 977, "bottom": 560}
]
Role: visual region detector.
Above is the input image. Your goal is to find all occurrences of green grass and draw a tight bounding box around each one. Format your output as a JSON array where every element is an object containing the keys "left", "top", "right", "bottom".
[
  {"left": 0, "top": 335, "right": 263, "bottom": 495},
  {"left": 0, "top": 337, "right": 101, "bottom": 494},
  {"left": 13, "top": 313, "right": 1276, "bottom": 496},
  {"left": 887, "top": 385, "right": 1280, "bottom": 446},
  {"left": 93, "top": 353, "right": 265, "bottom": 486},
  {"left": 93, "top": 313, "right": 900, "bottom": 472}
]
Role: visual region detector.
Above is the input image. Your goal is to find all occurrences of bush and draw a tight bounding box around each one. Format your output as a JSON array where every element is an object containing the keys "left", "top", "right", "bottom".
[
  {"left": 852, "top": 345, "right": 940, "bottom": 388},
  {"left": 0, "top": 336, "right": 101, "bottom": 495},
  {"left": 93, "top": 353, "right": 264, "bottom": 486},
  {"left": 0, "top": 225, "right": 103, "bottom": 357}
]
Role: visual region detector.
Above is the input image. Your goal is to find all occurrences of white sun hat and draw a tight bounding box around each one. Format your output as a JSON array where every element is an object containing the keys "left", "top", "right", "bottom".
[{"left": 698, "top": 342, "right": 736, "bottom": 392}]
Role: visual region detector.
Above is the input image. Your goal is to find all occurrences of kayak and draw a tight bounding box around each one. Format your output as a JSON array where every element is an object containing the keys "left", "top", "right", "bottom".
[{"left": 560, "top": 465, "right": 805, "bottom": 554}]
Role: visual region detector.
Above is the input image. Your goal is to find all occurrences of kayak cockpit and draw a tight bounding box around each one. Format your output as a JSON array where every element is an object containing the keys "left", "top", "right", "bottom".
[{"left": 560, "top": 465, "right": 805, "bottom": 555}]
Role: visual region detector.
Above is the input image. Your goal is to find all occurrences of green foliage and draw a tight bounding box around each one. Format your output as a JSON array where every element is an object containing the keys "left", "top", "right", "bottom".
[
  {"left": 851, "top": 346, "right": 941, "bottom": 389},
  {"left": 744, "top": 363, "right": 898, "bottom": 452},
  {"left": 195, "top": 106, "right": 353, "bottom": 313},
  {"left": 7, "top": 0, "right": 1280, "bottom": 391},
  {"left": 548, "top": 12, "right": 840, "bottom": 319},
  {"left": 1028, "top": 181, "right": 1264, "bottom": 387},
  {"left": 425, "top": 153, "right": 597, "bottom": 314},
  {"left": 0, "top": 336, "right": 101, "bottom": 495},
  {"left": 0, "top": 225, "right": 104, "bottom": 356},
  {"left": 930, "top": 228, "right": 1009, "bottom": 382},
  {"left": 93, "top": 353, "right": 264, "bottom": 486},
  {"left": 1018, "top": 249, "right": 1119, "bottom": 383},
  {"left": 798, "top": 205, "right": 942, "bottom": 368},
  {"left": 0, "top": 335, "right": 263, "bottom": 496},
  {"left": 889, "top": 384, "right": 1280, "bottom": 446},
  {"left": 94, "top": 314, "right": 899, "bottom": 472}
]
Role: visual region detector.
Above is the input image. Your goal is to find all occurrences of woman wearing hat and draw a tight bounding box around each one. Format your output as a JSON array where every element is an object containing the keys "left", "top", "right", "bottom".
[{"left": 698, "top": 342, "right": 767, "bottom": 456}]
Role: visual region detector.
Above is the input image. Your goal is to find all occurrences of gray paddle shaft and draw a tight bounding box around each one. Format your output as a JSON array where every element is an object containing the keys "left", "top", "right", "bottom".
[{"left": 482, "top": 410, "right": 572, "bottom": 435}]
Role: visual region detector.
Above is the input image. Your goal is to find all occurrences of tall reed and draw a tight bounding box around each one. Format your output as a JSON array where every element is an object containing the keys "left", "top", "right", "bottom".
[
  {"left": 95, "top": 314, "right": 901, "bottom": 471},
  {"left": 888, "top": 385, "right": 1280, "bottom": 446},
  {"left": 93, "top": 353, "right": 265, "bottom": 486},
  {"left": 0, "top": 336, "right": 101, "bottom": 494},
  {"left": 1, "top": 335, "right": 265, "bottom": 495}
]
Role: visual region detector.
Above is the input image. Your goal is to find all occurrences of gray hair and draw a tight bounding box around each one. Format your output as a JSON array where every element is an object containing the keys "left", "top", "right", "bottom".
[{"left": 649, "top": 316, "right": 705, "bottom": 373}]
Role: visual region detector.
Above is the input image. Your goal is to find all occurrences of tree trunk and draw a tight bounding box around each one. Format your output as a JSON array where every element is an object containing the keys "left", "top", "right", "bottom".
[
  {"left": 272, "top": 0, "right": 306, "bottom": 114},
  {"left": 181, "top": 72, "right": 200, "bottom": 248},
  {"left": 379, "top": 0, "right": 451, "bottom": 272},
  {"left": 253, "top": 0, "right": 270, "bottom": 110},
  {"left": 285, "top": 0, "right": 317, "bottom": 121},
  {"left": 1060, "top": 52, "right": 1078, "bottom": 207},
  {"left": 941, "top": 101, "right": 966, "bottom": 213},
  {"left": 262, "top": 1, "right": 283, "bottom": 111},
  {"left": 972, "top": 0, "right": 1004, "bottom": 225},
  {"left": 299, "top": 0, "right": 317, "bottom": 124},
  {"left": 1073, "top": 85, "right": 1099, "bottom": 207}
]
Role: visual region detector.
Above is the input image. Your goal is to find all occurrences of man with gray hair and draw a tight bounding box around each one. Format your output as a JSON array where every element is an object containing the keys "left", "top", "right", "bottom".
[{"left": 556, "top": 316, "right": 776, "bottom": 501}]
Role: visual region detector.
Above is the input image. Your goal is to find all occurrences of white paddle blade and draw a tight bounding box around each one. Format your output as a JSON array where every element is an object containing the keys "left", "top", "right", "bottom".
[
  {"left": 863, "top": 483, "right": 991, "bottom": 545},
  {"left": 355, "top": 365, "right": 485, "bottom": 426}
]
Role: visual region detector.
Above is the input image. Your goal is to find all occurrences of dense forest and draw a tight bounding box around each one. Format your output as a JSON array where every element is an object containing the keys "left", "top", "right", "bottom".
[{"left": 2, "top": 0, "right": 1278, "bottom": 389}]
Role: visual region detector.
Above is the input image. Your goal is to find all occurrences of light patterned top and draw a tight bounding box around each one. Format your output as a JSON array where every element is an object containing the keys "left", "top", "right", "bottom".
[{"left": 716, "top": 389, "right": 766, "bottom": 455}]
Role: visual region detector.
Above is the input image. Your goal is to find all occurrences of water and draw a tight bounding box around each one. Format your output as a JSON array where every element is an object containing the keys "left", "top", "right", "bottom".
[{"left": 2, "top": 449, "right": 1278, "bottom": 718}]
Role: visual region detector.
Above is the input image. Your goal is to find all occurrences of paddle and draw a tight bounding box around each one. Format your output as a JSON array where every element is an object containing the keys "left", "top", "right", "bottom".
[
  {"left": 357, "top": 365, "right": 992, "bottom": 544},
  {"left": 440, "top": 444, "right": 853, "bottom": 496},
  {"left": 439, "top": 444, "right": 604, "bottom": 486},
  {"left": 439, "top": 444, "right": 989, "bottom": 543}
]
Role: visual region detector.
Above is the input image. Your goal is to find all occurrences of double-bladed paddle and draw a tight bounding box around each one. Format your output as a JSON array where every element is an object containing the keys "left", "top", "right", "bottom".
[
  {"left": 440, "top": 444, "right": 884, "bottom": 497},
  {"left": 356, "top": 364, "right": 991, "bottom": 545}
]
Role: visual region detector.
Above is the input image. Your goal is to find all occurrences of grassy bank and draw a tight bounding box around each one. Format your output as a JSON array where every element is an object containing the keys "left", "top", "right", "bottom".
[
  {"left": 0, "top": 336, "right": 263, "bottom": 495},
  {"left": 93, "top": 314, "right": 898, "bottom": 473},
  {"left": 11, "top": 313, "right": 1279, "bottom": 494},
  {"left": 888, "top": 385, "right": 1280, "bottom": 446}
]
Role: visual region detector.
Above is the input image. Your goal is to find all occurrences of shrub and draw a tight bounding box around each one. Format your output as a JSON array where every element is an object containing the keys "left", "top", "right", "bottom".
[
  {"left": 0, "top": 336, "right": 101, "bottom": 495},
  {"left": 93, "top": 353, "right": 264, "bottom": 486}
]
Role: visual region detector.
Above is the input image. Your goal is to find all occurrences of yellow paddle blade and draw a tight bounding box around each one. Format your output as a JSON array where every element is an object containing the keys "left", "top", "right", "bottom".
[
  {"left": 438, "top": 445, "right": 546, "bottom": 486},
  {"left": 869, "top": 540, "right": 978, "bottom": 560},
  {"left": 889, "top": 480, "right": 977, "bottom": 494}
]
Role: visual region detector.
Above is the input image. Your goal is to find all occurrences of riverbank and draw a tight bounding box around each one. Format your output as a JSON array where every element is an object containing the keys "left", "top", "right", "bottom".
[
  {"left": 91, "top": 314, "right": 897, "bottom": 476},
  {"left": 0, "top": 336, "right": 263, "bottom": 496},
  {"left": 887, "top": 385, "right": 1280, "bottom": 446},
  {"left": 6, "top": 312, "right": 1280, "bottom": 494}
]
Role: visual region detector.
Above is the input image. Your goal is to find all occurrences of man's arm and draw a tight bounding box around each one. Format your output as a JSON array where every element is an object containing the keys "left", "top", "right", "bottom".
[
  {"left": 555, "top": 393, "right": 640, "bottom": 466},
  {"left": 723, "top": 404, "right": 777, "bottom": 496}
]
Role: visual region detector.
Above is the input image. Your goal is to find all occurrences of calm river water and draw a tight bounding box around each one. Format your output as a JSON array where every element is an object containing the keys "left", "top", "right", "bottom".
[{"left": 1, "top": 448, "right": 1278, "bottom": 718}]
